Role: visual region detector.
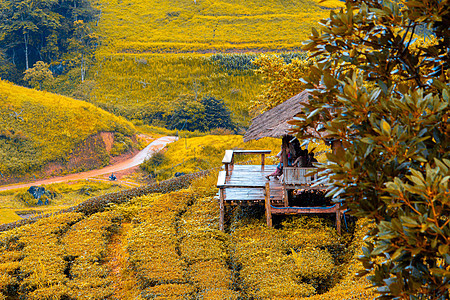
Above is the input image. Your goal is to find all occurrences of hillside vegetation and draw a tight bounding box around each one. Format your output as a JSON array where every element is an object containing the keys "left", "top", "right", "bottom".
[
  {"left": 0, "top": 80, "right": 136, "bottom": 181},
  {"left": 95, "top": 0, "right": 344, "bottom": 55},
  {"left": 0, "top": 173, "right": 375, "bottom": 299},
  {"left": 82, "top": 0, "right": 343, "bottom": 127}
]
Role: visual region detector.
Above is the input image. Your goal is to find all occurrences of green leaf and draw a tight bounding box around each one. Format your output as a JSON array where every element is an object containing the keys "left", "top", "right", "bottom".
[
  {"left": 430, "top": 268, "right": 450, "bottom": 277},
  {"left": 361, "top": 137, "right": 375, "bottom": 144},
  {"left": 438, "top": 244, "right": 449, "bottom": 255},
  {"left": 380, "top": 119, "right": 391, "bottom": 135},
  {"left": 443, "top": 88, "right": 449, "bottom": 102},
  {"left": 391, "top": 246, "right": 405, "bottom": 261}
]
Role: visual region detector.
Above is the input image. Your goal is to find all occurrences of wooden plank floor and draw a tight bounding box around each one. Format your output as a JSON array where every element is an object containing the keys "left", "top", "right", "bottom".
[{"left": 222, "top": 165, "right": 284, "bottom": 204}]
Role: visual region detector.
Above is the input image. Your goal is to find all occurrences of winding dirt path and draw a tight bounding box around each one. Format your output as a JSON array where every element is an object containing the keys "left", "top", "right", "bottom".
[{"left": 0, "top": 136, "right": 177, "bottom": 192}]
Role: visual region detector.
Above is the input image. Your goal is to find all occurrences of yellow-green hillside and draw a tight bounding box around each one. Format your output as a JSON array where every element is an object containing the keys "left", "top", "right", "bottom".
[
  {"left": 85, "top": 0, "right": 343, "bottom": 127},
  {"left": 95, "top": 0, "right": 343, "bottom": 54},
  {"left": 90, "top": 53, "right": 266, "bottom": 127},
  {"left": 0, "top": 80, "right": 136, "bottom": 180}
]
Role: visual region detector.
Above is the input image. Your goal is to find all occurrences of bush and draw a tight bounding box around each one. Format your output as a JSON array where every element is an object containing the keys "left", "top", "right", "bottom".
[
  {"left": 14, "top": 192, "right": 35, "bottom": 206},
  {"left": 140, "top": 151, "right": 168, "bottom": 174}
]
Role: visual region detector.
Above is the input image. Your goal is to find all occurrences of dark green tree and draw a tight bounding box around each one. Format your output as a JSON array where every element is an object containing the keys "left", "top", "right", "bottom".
[
  {"left": 0, "top": 0, "right": 61, "bottom": 70},
  {"left": 169, "top": 95, "right": 234, "bottom": 132},
  {"left": 0, "top": 0, "right": 99, "bottom": 82},
  {"left": 67, "top": 19, "right": 98, "bottom": 82},
  {"left": 289, "top": 0, "right": 449, "bottom": 298},
  {"left": 200, "top": 96, "right": 234, "bottom": 131}
]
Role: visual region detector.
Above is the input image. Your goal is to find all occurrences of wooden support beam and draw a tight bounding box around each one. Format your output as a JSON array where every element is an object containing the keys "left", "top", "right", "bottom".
[
  {"left": 282, "top": 187, "right": 288, "bottom": 207},
  {"left": 270, "top": 205, "right": 339, "bottom": 214},
  {"left": 219, "top": 188, "right": 225, "bottom": 231},
  {"left": 265, "top": 182, "right": 272, "bottom": 228},
  {"left": 336, "top": 202, "right": 341, "bottom": 235}
]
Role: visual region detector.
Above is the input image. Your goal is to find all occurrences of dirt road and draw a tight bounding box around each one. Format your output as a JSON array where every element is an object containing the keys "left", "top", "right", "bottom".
[{"left": 0, "top": 136, "right": 177, "bottom": 192}]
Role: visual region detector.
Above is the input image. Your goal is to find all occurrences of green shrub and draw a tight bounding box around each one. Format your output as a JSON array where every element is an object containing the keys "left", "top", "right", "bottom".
[{"left": 14, "top": 192, "right": 35, "bottom": 206}]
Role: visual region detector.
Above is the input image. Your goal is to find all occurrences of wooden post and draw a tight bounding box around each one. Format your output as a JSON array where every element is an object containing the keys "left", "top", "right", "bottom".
[
  {"left": 336, "top": 202, "right": 341, "bottom": 235},
  {"left": 261, "top": 153, "right": 265, "bottom": 171},
  {"left": 219, "top": 188, "right": 225, "bottom": 231},
  {"left": 265, "top": 182, "right": 272, "bottom": 228},
  {"left": 281, "top": 136, "right": 288, "bottom": 170},
  {"left": 283, "top": 188, "right": 289, "bottom": 207},
  {"left": 281, "top": 136, "right": 289, "bottom": 207}
]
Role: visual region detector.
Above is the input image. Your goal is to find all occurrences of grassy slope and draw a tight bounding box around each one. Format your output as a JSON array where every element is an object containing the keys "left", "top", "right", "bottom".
[
  {"left": 0, "top": 79, "right": 136, "bottom": 178},
  {"left": 0, "top": 180, "right": 126, "bottom": 225},
  {"left": 90, "top": 53, "right": 265, "bottom": 127},
  {"left": 86, "top": 0, "right": 343, "bottom": 127}
]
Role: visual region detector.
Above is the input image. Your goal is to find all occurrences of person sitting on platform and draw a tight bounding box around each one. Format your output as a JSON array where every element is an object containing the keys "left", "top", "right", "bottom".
[
  {"left": 266, "top": 150, "right": 284, "bottom": 181},
  {"left": 293, "top": 149, "right": 309, "bottom": 167},
  {"left": 266, "top": 158, "right": 283, "bottom": 181},
  {"left": 307, "top": 152, "right": 318, "bottom": 167}
]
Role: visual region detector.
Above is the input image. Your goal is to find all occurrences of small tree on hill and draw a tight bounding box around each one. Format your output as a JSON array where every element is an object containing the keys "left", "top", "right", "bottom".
[
  {"left": 200, "top": 96, "right": 234, "bottom": 131},
  {"left": 289, "top": 0, "right": 449, "bottom": 298},
  {"left": 252, "top": 54, "right": 311, "bottom": 113},
  {"left": 169, "top": 95, "right": 235, "bottom": 132},
  {"left": 23, "top": 61, "right": 54, "bottom": 90}
]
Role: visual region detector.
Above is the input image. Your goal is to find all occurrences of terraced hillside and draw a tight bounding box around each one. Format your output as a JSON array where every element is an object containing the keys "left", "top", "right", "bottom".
[
  {"left": 0, "top": 173, "right": 375, "bottom": 299},
  {"left": 0, "top": 80, "right": 137, "bottom": 183}
]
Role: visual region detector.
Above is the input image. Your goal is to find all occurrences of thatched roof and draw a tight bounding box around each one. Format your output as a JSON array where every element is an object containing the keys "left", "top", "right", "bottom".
[{"left": 243, "top": 91, "right": 310, "bottom": 142}]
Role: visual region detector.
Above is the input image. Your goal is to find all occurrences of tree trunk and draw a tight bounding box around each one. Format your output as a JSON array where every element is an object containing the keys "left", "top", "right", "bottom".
[
  {"left": 74, "top": 0, "right": 77, "bottom": 21},
  {"left": 81, "top": 53, "right": 85, "bottom": 82},
  {"left": 24, "top": 33, "right": 29, "bottom": 70}
]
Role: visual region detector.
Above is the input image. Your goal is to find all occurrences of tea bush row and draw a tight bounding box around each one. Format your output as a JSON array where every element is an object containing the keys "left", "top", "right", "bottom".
[
  {"left": 0, "top": 211, "right": 122, "bottom": 299},
  {"left": 229, "top": 214, "right": 348, "bottom": 299},
  {"left": 61, "top": 211, "right": 122, "bottom": 299},
  {"left": 178, "top": 195, "right": 240, "bottom": 299},
  {"left": 0, "top": 213, "right": 83, "bottom": 298},
  {"left": 126, "top": 192, "right": 194, "bottom": 298},
  {"left": 120, "top": 178, "right": 240, "bottom": 299},
  {"left": 297, "top": 218, "right": 376, "bottom": 300}
]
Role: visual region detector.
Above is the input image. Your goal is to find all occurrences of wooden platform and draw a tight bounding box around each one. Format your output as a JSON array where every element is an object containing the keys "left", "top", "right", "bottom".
[
  {"left": 216, "top": 149, "right": 343, "bottom": 233},
  {"left": 217, "top": 165, "right": 284, "bottom": 204}
]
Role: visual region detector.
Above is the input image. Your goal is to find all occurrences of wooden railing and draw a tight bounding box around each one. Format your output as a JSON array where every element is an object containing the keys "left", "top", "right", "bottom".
[
  {"left": 221, "top": 149, "right": 272, "bottom": 176},
  {"left": 217, "top": 149, "right": 272, "bottom": 231},
  {"left": 282, "top": 167, "right": 318, "bottom": 186}
]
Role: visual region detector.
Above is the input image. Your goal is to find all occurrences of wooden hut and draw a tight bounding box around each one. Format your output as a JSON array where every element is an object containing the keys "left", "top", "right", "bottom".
[{"left": 217, "top": 91, "right": 344, "bottom": 233}]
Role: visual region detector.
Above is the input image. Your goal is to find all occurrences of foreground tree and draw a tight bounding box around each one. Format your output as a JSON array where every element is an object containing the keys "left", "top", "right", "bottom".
[{"left": 290, "top": 0, "right": 449, "bottom": 298}]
